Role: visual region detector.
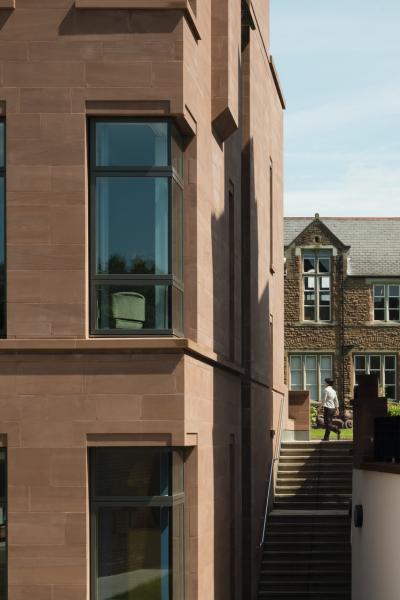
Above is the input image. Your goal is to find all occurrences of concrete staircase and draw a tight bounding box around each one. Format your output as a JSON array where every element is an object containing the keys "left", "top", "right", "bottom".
[{"left": 258, "top": 441, "right": 352, "bottom": 599}]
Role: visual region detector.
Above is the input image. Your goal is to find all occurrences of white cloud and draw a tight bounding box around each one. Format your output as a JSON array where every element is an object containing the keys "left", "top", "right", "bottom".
[
  {"left": 285, "top": 82, "right": 400, "bottom": 141},
  {"left": 285, "top": 162, "right": 400, "bottom": 216}
]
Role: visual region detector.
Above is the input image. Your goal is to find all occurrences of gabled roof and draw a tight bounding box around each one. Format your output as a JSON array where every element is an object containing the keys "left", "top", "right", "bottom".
[{"left": 285, "top": 217, "right": 400, "bottom": 277}]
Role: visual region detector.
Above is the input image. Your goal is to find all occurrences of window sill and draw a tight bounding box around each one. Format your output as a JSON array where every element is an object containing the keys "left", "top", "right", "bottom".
[
  {"left": 367, "top": 321, "right": 400, "bottom": 327},
  {"left": 294, "top": 321, "right": 337, "bottom": 327},
  {"left": 75, "top": 0, "right": 200, "bottom": 40},
  {"left": 0, "top": 338, "right": 244, "bottom": 374}
]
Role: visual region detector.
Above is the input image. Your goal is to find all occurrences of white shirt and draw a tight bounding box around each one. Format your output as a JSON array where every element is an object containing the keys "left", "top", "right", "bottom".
[{"left": 321, "top": 385, "right": 339, "bottom": 410}]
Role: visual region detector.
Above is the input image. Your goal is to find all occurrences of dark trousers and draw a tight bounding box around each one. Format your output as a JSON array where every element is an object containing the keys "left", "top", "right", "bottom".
[{"left": 323, "top": 407, "right": 339, "bottom": 440}]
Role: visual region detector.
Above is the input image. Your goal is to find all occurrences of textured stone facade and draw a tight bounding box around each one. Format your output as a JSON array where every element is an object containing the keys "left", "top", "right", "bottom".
[
  {"left": 285, "top": 216, "right": 400, "bottom": 405},
  {"left": 0, "top": 2, "right": 285, "bottom": 600}
]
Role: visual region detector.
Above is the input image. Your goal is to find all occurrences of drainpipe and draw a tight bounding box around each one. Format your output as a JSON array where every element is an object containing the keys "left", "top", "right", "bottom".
[{"left": 340, "top": 254, "right": 345, "bottom": 414}]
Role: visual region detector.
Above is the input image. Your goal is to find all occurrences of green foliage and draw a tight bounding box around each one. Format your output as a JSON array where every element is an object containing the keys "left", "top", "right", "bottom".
[
  {"left": 310, "top": 405, "right": 318, "bottom": 427},
  {"left": 388, "top": 402, "right": 400, "bottom": 417}
]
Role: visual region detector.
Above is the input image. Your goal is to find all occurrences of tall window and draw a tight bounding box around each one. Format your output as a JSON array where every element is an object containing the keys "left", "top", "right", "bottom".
[
  {"left": 373, "top": 284, "right": 400, "bottom": 322},
  {"left": 90, "top": 119, "right": 184, "bottom": 335},
  {"left": 90, "top": 447, "right": 184, "bottom": 600},
  {"left": 0, "top": 122, "right": 5, "bottom": 337},
  {"left": 0, "top": 450, "right": 6, "bottom": 600},
  {"left": 269, "top": 159, "right": 275, "bottom": 274},
  {"left": 289, "top": 354, "right": 333, "bottom": 402},
  {"left": 302, "top": 249, "right": 331, "bottom": 321},
  {"left": 354, "top": 354, "right": 396, "bottom": 400}
]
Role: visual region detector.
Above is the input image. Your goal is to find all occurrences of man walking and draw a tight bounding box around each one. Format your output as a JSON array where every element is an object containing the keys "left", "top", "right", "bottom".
[{"left": 321, "top": 378, "right": 341, "bottom": 441}]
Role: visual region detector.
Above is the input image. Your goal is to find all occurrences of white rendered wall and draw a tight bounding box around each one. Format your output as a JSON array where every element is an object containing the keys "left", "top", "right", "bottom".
[{"left": 352, "top": 468, "right": 400, "bottom": 600}]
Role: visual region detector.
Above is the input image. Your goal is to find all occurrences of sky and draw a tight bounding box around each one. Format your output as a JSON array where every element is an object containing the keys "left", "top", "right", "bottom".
[{"left": 270, "top": 0, "right": 400, "bottom": 217}]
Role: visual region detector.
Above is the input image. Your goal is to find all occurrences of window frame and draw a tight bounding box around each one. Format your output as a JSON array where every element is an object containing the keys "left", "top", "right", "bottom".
[
  {"left": 289, "top": 353, "right": 333, "bottom": 402},
  {"left": 89, "top": 446, "right": 184, "bottom": 600},
  {"left": 89, "top": 117, "right": 184, "bottom": 337},
  {"left": 354, "top": 353, "right": 397, "bottom": 400},
  {"left": 373, "top": 283, "right": 400, "bottom": 323},
  {"left": 302, "top": 249, "right": 332, "bottom": 323}
]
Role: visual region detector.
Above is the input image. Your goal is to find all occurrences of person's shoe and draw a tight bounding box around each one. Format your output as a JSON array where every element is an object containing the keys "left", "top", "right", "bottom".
[{"left": 337, "top": 430, "right": 341, "bottom": 440}]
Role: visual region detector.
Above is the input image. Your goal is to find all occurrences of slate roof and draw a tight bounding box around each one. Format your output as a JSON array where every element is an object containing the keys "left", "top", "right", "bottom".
[{"left": 284, "top": 217, "right": 400, "bottom": 277}]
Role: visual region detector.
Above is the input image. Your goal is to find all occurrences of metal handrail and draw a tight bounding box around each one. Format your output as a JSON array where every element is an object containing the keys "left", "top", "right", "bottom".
[{"left": 259, "top": 393, "right": 286, "bottom": 548}]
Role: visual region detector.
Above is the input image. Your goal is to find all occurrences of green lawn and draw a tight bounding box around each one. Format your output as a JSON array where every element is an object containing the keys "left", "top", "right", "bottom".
[{"left": 310, "top": 427, "right": 353, "bottom": 441}]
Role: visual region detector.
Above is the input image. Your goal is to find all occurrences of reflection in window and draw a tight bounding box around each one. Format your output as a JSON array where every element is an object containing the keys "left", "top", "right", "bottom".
[
  {"left": 90, "top": 448, "right": 184, "bottom": 600},
  {"left": 302, "top": 250, "right": 332, "bottom": 322},
  {"left": 373, "top": 284, "right": 400, "bottom": 322},
  {"left": 354, "top": 354, "right": 397, "bottom": 401},
  {"left": 289, "top": 354, "right": 333, "bottom": 402},
  {"left": 0, "top": 450, "right": 6, "bottom": 600},
  {"left": 90, "top": 119, "right": 184, "bottom": 335}
]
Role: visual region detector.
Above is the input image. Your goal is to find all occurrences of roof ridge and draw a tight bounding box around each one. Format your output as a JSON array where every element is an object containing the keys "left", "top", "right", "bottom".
[{"left": 285, "top": 216, "right": 400, "bottom": 220}]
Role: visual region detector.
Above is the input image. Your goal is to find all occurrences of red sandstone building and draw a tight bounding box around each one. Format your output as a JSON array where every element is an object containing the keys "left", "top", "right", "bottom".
[{"left": 0, "top": 2, "right": 285, "bottom": 600}]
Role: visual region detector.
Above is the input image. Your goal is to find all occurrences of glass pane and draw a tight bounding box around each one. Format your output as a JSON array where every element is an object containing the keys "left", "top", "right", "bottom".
[
  {"left": 389, "top": 309, "right": 400, "bottom": 321},
  {"left": 370, "top": 356, "right": 381, "bottom": 371},
  {"left": 319, "top": 276, "right": 330, "bottom": 290},
  {"left": 0, "top": 452, "right": 5, "bottom": 502},
  {"left": 389, "top": 285, "right": 400, "bottom": 297},
  {"left": 95, "top": 121, "right": 168, "bottom": 168},
  {"left": 374, "top": 309, "right": 385, "bottom": 320},
  {"left": 0, "top": 123, "right": 4, "bottom": 168},
  {"left": 385, "top": 386, "right": 396, "bottom": 401},
  {"left": 290, "top": 356, "right": 302, "bottom": 370},
  {"left": 374, "top": 297, "right": 384, "bottom": 309},
  {"left": 172, "top": 181, "right": 183, "bottom": 281},
  {"left": 171, "top": 125, "right": 183, "bottom": 177},
  {"left": 96, "top": 506, "right": 171, "bottom": 600},
  {"left": 304, "top": 292, "right": 315, "bottom": 304},
  {"left": 0, "top": 179, "right": 4, "bottom": 277},
  {"left": 172, "top": 286, "right": 183, "bottom": 336},
  {"left": 305, "top": 371, "right": 317, "bottom": 386},
  {"left": 305, "top": 356, "right": 317, "bottom": 369},
  {"left": 385, "top": 356, "right": 396, "bottom": 370},
  {"left": 374, "top": 285, "right": 384, "bottom": 297},
  {"left": 319, "top": 292, "right": 330, "bottom": 305},
  {"left": 93, "top": 448, "right": 172, "bottom": 498},
  {"left": 306, "top": 385, "right": 318, "bottom": 402},
  {"left": 0, "top": 285, "right": 4, "bottom": 335},
  {"left": 319, "top": 306, "right": 330, "bottom": 321},
  {"left": 318, "top": 258, "right": 330, "bottom": 273},
  {"left": 385, "top": 371, "right": 396, "bottom": 385},
  {"left": 320, "top": 356, "right": 332, "bottom": 370},
  {"left": 389, "top": 297, "right": 399, "bottom": 308},
  {"left": 355, "top": 356, "right": 366, "bottom": 371},
  {"left": 304, "top": 306, "right": 315, "bottom": 320},
  {"left": 304, "top": 277, "right": 315, "bottom": 290},
  {"left": 303, "top": 257, "right": 315, "bottom": 273},
  {"left": 96, "top": 177, "right": 169, "bottom": 276},
  {"left": 290, "top": 371, "right": 303, "bottom": 388},
  {"left": 96, "top": 284, "right": 170, "bottom": 331}
]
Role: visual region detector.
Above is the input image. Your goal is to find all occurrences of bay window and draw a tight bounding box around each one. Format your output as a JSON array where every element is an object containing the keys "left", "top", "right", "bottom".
[
  {"left": 90, "top": 447, "right": 184, "bottom": 600},
  {"left": 90, "top": 119, "right": 184, "bottom": 335}
]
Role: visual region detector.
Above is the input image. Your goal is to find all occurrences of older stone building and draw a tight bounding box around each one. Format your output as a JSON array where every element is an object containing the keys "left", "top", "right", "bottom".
[
  {"left": 0, "top": 2, "right": 285, "bottom": 600},
  {"left": 285, "top": 214, "right": 400, "bottom": 406}
]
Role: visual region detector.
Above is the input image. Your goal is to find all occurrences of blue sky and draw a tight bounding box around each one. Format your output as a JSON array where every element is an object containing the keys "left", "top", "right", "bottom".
[{"left": 270, "top": 0, "right": 400, "bottom": 217}]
